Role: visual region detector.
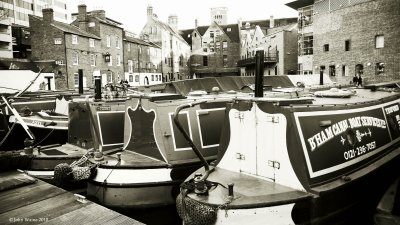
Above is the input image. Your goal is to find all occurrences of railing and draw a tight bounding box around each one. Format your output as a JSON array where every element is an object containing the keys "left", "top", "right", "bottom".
[{"left": 237, "top": 52, "right": 279, "bottom": 67}]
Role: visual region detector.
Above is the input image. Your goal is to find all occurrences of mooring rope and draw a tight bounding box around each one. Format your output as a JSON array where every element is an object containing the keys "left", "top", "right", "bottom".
[
  {"left": 92, "top": 160, "right": 121, "bottom": 203},
  {"left": 33, "top": 128, "right": 55, "bottom": 147},
  {"left": 0, "top": 122, "right": 16, "bottom": 147}
]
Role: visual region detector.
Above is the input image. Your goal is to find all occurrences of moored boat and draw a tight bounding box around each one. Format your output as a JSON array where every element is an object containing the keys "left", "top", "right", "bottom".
[
  {"left": 86, "top": 91, "right": 251, "bottom": 208},
  {"left": 176, "top": 86, "right": 400, "bottom": 224}
]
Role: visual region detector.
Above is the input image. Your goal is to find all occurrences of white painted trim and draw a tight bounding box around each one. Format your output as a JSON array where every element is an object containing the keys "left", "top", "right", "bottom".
[
  {"left": 169, "top": 111, "right": 193, "bottom": 151},
  {"left": 92, "top": 167, "right": 172, "bottom": 184},
  {"left": 214, "top": 203, "right": 295, "bottom": 225},
  {"left": 11, "top": 115, "right": 68, "bottom": 130},
  {"left": 11, "top": 100, "right": 55, "bottom": 105},
  {"left": 96, "top": 111, "right": 125, "bottom": 147},
  {"left": 196, "top": 107, "right": 225, "bottom": 149}
]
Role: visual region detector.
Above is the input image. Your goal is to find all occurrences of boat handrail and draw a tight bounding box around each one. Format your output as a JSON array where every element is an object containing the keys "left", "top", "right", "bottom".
[
  {"left": 173, "top": 100, "right": 213, "bottom": 180},
  {"left": 1, "top": 96, "right": 36, "bottom": 141}
]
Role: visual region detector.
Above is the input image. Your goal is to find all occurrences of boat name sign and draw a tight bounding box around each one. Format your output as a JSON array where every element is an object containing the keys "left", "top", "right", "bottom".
[
  {"left": 96, "top": 106, "right": 111, "bottom": 111},
  {"left": 295, "top": 100, "right": 400, "bottom": 178}
]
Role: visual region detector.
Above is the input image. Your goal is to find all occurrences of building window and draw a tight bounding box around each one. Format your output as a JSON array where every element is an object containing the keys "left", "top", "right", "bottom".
[
  {"left": 210, "top": 31, "right": 214, "bottom": 38},
  {"left": 74, "top": 73, "right": 79, "bottom": 87},
  {"left": 203, "top": 56, "right": 208, "bottom": 66},
  {"left": 135, "top": 75, "right": 139, "bottom": 82},
  {"left": 299, "top": 34, "right": 313, "bottom": 55},
  {"left": 116, "top": 54, "right": 121, "bottom": 66},
  {"left": 375, "top": 35, "right": 384, "bottom": 48},
  {"left": 151, "top": 75, "right": 154, "bottom": 81},
  {"left": 323, "top": 44, "right": 329, "bottom": 52},
  {"left": 194, "top": 33, "right": 197, "bottom": 37},
  {"left": 129, "top": 74, "right": 133, "bottom": 82},
  {"left": 108, "top": 54, "right": 112, "bottom": 66},
  {"left": 298, "top": 6, "right": 313, "bottom": 28},
  {"left": 128, "top": 43, "right": 131, "bottom": 52},
  {"left": 128, "top": 60, "right": 133, "bottom": 73},
  {"left": 89, "top": 38, "right": 95, "bottom": 47},
  {"left": 376, "top": 62, "right": 385, "bottom": 75},
  {"left": 223, "top": 41, "right": 228, "bottom": 50},
  {"left": 106, "top": 35, "right": 111, "bottom": 47},
  {"left": 223, "top": 55, "right": 228, "bottom": 67},
  {"left": 203, "top": 48, "right": 208, "bottom": 52},
  {"left": 72, "top": 52, "right": 79, "bottom": 65},
  {"left": 345, "top": 40, "right": 350, "bottom": 51},
  {"left": 116, "top": 37, "right": 120, "bottom": 49},
  {"left": 72, "top": 35, "right": 78, "bottom": 44},
  {"left": 90, "top": 54, "right": 96, "bottom": 66},
  {"left": 227, "top": 28, "right": 231, "bottom": 32},
  {"left": 165, "top": 57, "right": 167, "bottom": 64},
  {"left": 54, "top": 38, "right": 62, "bottom": 45}
]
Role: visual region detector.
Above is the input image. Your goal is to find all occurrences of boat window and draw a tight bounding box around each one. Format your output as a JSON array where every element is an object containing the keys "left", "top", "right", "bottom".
[{"left": 170, "top": 112, "right": 193, "bottom": 151}]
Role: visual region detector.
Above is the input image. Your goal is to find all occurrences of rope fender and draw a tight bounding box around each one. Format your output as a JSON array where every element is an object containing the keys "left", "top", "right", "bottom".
[{"left": 176, "top": 179, "right": 227, "bottom": 225}]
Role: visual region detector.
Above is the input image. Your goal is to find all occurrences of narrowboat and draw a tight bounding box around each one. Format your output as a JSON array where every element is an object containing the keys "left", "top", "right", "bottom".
[
  {"left": 86, "top": 90, "right": 253, "bottom": 208},
  {"left": 20, "top": 97, "right": 127, "bottom": 180},
  {"left": 176, "top": 86, "right": 400, "bottom": 225}
]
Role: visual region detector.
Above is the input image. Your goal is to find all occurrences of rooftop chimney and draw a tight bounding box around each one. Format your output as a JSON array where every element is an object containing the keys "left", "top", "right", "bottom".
[
  {"left": 78, "top": 4, "right": 87, "bottom": 30},
  {"left": 42, "top": 8, "right": 54, "bottom": 23},
  {"left": 195, "top": 18, "right": 198, "bottom": 28},
  {"left": 147, "top": 4, "right": 153, "bottom": 21},
  {"left": 270, "top": 15, "right": 275, "bottom": 28},
  {"left": 92, "top": 10, "right": 106, "bottom": 20}
]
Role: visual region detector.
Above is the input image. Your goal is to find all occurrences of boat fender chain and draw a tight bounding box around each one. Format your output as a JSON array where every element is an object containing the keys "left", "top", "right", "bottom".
[{"left": 176, "top": 178, "right": 227, "bottom": 225}]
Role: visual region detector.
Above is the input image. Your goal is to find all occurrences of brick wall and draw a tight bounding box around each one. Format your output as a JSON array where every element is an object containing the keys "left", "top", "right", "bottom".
[
  {"left": 30, "top": 16, "right": 67, "bottom": 89},
  {"left": 313, "top": 0, "right": 400, "bottom": 84}
]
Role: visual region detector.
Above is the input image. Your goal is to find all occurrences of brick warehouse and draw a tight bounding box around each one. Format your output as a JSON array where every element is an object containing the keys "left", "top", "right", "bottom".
[
  {"left": 71, "top": 5, "right": 124, "bottom": 87},
  {"left": 29, "top": 8, "right": 101, "bottom": 89},
  {"left": 289, "top": 0, "right": 400, "bottom": 84}
]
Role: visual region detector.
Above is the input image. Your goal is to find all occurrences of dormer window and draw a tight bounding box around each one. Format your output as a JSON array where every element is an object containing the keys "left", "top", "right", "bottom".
[{"left": 227, "top": 28, "right": 231, "bottom": 32}]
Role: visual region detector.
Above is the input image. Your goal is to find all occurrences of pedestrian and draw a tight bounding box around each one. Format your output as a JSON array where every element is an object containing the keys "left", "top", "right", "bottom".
[
  {"left": 352, "top": 74, "right": 358, "bottom": 86},
  {"left": 357, "top": 74, "right": 362, "bottom": 87}
]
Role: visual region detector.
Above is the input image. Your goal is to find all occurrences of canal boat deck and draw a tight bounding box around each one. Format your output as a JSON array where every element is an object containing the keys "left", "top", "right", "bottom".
[
  {"left": 0, "top": 171, "right": 143, "bottom": 225},
  {"left": 307, "top": 88, "right": 398, "bottom": 106},
  {"left": 187, "top": 167, "right": 313, "bottom": 209}
]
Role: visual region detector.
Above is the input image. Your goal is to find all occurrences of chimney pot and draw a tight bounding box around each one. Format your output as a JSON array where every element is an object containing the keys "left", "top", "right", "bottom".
[{"left": 42, "top": 8, "right": 54, "bottom": 23}]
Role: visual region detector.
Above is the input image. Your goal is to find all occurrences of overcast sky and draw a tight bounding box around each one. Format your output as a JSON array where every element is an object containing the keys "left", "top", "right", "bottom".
[{"left": 68, "top": 0, "right": 298, "bottom": 34}]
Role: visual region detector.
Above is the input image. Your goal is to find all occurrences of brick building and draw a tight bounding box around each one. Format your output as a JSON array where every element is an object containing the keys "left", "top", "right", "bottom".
[
  {"left": 123, "top": 31, "right": 162, "bottom": 86},
  {"left": 140, "top": 5, "right": 191, "bottom": 81},
  {"left": 238, "top": 17, "right": 298, "bottom": 76},
  {"left": 71, "top": 5, "right": 124, "bottom": 86},
  {"left": 287, "top": 0, "right": 400, "bottom": 84},
  {"left": 181, "top": 22, "right": 240, "bottom": 78},
  {"left": 29, "top": 8, "right": 101, "bottom": 89}
]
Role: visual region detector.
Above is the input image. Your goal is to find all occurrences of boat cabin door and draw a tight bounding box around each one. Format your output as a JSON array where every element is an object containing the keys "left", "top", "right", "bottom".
[{"left": 255, "top": 108, "right": 286, "bottom": 181}]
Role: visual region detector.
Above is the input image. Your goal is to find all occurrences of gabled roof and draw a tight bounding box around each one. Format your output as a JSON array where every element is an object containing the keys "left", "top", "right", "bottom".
[
  {"left": 150, "top": 18, "right": 189, "bottom": 45},
  {"left": 180, "top": 22, "right": 240, "bottom": 44},
  {"left": 92, "top": 16, "right": 123, "bottom": 28},
  {"left": 124, "top": 35, "right": 161, "bottom": 48},
  {"left": 179, "top": 29, "right": 193, "bottom": 45},
  {"left": 221, "top": 23, "right": 240, "bottom": 42},
  {"left": 31, "top": 15, "right": 100, "bottom": 39},
  {"left": 71, "top": 11, "right": 123, "bottom": 27}
]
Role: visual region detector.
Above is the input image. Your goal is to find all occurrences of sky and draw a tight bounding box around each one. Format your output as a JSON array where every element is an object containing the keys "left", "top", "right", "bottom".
[{"left": 67, "top": 0, "right": 298, "bottom": 34}]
